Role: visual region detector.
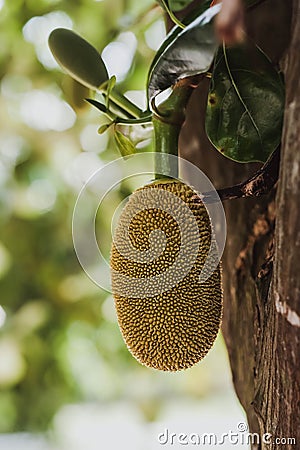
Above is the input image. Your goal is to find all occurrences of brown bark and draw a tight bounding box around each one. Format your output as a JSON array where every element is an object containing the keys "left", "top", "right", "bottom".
[{"left": 180, "top": 0, "right": 299, "bottom": 448}]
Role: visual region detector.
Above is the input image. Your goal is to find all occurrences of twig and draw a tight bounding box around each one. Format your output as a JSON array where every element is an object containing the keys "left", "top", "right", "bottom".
[{"left": 197, "top": 146, "right": 280, "bottom": 204}]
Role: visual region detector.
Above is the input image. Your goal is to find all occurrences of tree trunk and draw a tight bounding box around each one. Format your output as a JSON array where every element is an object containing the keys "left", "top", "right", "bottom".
[{"left": 180, "top": 0, "right": 299, "bottom": 448}]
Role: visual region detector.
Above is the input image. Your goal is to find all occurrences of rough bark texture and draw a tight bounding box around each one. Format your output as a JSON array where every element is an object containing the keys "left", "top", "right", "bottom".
[{"left": 180, "top": 0, "right": 299, "bottom": 448}]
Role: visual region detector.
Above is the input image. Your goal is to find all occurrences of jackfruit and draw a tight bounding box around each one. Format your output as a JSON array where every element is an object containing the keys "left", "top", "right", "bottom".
[{"left": 111, "top": 179, "right": 222, "bottom": 371}]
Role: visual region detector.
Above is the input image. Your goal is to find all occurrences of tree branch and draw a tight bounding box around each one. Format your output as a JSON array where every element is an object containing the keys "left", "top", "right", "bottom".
[{"left": 197, "top": 146, "right": 280, "bottom": 203}]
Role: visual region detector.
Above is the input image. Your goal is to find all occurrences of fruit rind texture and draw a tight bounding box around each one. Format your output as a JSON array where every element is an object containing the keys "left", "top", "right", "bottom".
[{"left": 111, "top": 180, "right": 223, "bottom": 371}]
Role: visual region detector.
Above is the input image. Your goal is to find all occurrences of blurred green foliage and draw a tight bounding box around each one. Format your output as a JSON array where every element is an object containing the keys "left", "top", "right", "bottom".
[{"left": 0, "top": 0, "right": 233, "bottom": 434}]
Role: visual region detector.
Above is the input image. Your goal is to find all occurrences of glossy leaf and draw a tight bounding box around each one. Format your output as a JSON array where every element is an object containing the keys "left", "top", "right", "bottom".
[
  {"left": 205, "top": 41, "right": 285, "bottom": 163},
  {"left": 49, "top": 28, "right": 108, "bottom": 90},
  {"left": 147, "top": 3, "right": 221, "bottom": 101},
  {"left": 114, "top": 130, "right": 136, "bottom": 157},
  {"left": 149, "top": 0, "right": 211, "bottom": 79},
  {"left": 147, "top": 0, "right": 265, "bottom": 103}
]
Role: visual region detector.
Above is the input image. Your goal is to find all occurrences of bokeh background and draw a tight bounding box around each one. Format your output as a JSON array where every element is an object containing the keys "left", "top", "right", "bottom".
[{"left": 0, "top": 0, "right": 248, "bottom": 448}]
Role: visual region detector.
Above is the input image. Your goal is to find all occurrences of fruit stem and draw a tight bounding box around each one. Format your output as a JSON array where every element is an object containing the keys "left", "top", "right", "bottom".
[
  {"left": 153, "top": 117, "right": 181, "bottom": 179},
  {"left": 152, "top": 76, "right": 202, "bottom": 179}
]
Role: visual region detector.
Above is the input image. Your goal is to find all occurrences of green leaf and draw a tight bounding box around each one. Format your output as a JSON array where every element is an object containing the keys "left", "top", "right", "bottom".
[
  {"left": 105, "top": 75, "right": 116, "bottom": 110},
  {"left": 48, "top": 28, "right": 108, "bottom": 90},
  {"left": 86, "top": 98, "right": 117, "bottom": 121},
  {"left": 114, "top": 130, "right": 136, "bottom": 157},
  {"left": 85, "top": 98, "right": 108, "bottom": 114},
  {"left": 149, "top": 0, "right": 211, "bottom": 78},
  {"left": 115, "top": 116, "right": 152, "bottom": 125},
  {"left": 147, "top": 0, "right": 266, "bottom": 103},
  {"left": 147, "top": 3, "right": 221, "bottom": 101},
  {"left": 205, "top": 41, "right": 285, "bottom": 163},
  {"left": 98, "top": 123, "right": 112, "bottom": 134},
  {"left": 168, "top": 0, "right": 195, "bottom": 12}
]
